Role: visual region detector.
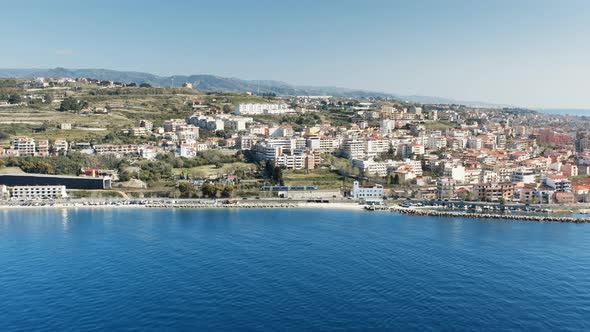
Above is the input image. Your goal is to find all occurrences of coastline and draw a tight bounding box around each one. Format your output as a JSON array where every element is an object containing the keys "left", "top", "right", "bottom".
[
  {"left": 3, "top": 200, "right": 590, "bottom": 223},
  {"left": 0, "top": 200, "right": 366, "bottom": 211}
]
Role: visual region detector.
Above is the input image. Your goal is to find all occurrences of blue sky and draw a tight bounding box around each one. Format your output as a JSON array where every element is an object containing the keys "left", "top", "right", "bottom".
[{"left": 1, "top": 0, "right": 590, "bottom": 108}]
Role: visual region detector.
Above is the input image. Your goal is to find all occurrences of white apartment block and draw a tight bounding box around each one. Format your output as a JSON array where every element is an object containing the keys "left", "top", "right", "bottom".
[
  {"left": 341, "top": 139, "right": 365, "bottom": 159},
  {"left": 511, "top": 169, "right": 536, "bottom": 184},
  {"left": 10, "top": 185, "right": 67, "bottom": 200},
  {"left": 443, "top": 164, "right": 466, "bottom": 183},
  {"left": 224, "top": 117, "right": 252, "bottom": 131},
  {"left": 12, "top": 136, "right": 36, "bottom": 156},
  {"left": 352, "top": 159, "right": 395, "bottom": 177},
  {"left": 365, "top": 139, "right": 391, "bottom": 158},
  {"left": 234, "top": 103, "right": 295, "bottom": 115},
  {"left": 178, "top": 145, "right": 198, "bottom": 158},
  {"left": 163, "top": 119, "right": 186, "bottom": 132},
  {"left": 276, "top": 153, "right": 316, "bottom": 170},
  {"left": 427, "top": 136, "right": 447, "bottom": 150}
]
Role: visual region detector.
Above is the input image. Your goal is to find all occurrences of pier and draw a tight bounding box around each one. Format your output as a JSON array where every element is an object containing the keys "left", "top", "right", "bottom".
[{"left": 389, "top": 206, "right": 590, "bottom": 223}]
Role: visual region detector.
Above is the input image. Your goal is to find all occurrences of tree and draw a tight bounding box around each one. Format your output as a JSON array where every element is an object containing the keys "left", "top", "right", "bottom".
[
  {"left": 59, "top": 97, "right": 85, "bottom": 112},
  {"left": 8, "top": 94, "right": 22, "bottom": 104},
  {"left": 201, "top": 183, "right": 217, "bottom": 198},
  {"left": 44, "top": 93, "right": 53, "bottom": 104},
  {"left": 222, "top": 184, "right": 235, "bottom": 198},
  {"left": 139, "top": 83, "right": 152, "bottom": 88}
]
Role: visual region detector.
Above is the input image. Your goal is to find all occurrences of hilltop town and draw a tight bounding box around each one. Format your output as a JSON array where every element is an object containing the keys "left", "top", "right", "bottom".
[{"left": 0, "top": 76, "right": 589, "bottom": 207}]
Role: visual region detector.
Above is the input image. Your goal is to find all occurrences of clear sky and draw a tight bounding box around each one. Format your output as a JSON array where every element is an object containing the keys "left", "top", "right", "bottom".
[{"left": 2, "top": 0, "right": 589, "bottom": 108}]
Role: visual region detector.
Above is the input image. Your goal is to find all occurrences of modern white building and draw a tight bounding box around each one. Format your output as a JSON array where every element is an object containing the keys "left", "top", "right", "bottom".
[
  {"left": 351, "top": 181, "right": 384, "bottom": 200},
  {"left": 511, "top": 169, "right": 536, "bottom": 184},
  {"left": 10, "top": 185, "right": 67, "bottom": 200},
  {"left": 443, "top": 164, "right": 466, "bottom": 183},
  {"left": 12, "top": 136, "right": 36, "bottom": 156},
  {"left": 341, "top": 139, "right": 365, "bottom": 160}
]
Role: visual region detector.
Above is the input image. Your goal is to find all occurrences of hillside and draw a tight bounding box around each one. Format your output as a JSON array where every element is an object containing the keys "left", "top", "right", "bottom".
[{"left": 0, "top": 67, "right": 509, "bottom": 107}]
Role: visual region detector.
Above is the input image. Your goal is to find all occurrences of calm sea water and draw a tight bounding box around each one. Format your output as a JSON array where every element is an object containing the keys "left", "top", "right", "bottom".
[
  {"left": 1, "top": 208, "right": 590, "bottom": 331},
  {"left": 537, "top": 108, "right": 590, "bottom": 116}
]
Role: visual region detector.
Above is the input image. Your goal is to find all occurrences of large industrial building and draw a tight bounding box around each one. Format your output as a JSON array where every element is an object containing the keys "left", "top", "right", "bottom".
[{"left": 0, "top": 173, "right": 111, "bottom": 190}]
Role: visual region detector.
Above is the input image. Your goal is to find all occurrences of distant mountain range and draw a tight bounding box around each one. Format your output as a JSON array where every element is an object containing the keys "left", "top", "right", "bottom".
[{"left": 0, "top": 67, "right": 509, "bottom": 107}]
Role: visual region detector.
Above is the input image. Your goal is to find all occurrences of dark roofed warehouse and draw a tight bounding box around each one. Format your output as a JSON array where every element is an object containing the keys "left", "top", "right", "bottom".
[{"left": 0, "top": 174, "right": 111, "bottom": 190}]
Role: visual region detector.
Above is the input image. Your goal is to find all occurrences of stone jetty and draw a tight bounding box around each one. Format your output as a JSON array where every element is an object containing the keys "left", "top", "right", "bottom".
[
  {"left": 145, "top": 202, "right": 299, "bottom": 209},
  {"left": 389, "top": 206, "right": 590, "bottom": 223}
]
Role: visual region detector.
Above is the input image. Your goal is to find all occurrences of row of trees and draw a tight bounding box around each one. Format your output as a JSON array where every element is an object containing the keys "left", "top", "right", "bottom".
[
  {"left": 3, "top": 153, "right": 121, "bottom": 175},
  {"left": 178, "top": 182, "right": 235, "bottom": 198}
]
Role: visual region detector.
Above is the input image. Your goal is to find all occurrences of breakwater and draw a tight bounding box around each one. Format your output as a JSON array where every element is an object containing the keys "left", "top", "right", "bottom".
[
  {"left": 390, "top": 206, "right": 590, "bottom": 223},
  {"left": 144, "top": 202, "right": 299, "bottom": 209}
]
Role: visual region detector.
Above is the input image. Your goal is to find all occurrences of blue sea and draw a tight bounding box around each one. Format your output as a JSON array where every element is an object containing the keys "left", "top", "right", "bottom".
[
  {"left": 1, "top": 208, "right": 590, "bottom": 331},
  {"left": 536, "top": 108, "right": 590, "bottom": 116}
]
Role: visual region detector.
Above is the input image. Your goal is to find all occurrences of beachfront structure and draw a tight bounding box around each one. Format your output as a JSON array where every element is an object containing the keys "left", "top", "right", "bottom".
[
  {"left": 0, "top": 173, "right": 111, "bottom": 190},
  {"left": 234, "top": 103, "right": 294, "bottom": 115},
  {"left": 351, "top": 181, "right": 384, "bottom": 200},
  {"left": 10, "top": 185, "right": 67, "bottom": 200}
]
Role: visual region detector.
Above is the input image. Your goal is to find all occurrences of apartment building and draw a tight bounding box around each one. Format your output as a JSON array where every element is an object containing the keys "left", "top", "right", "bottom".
[
  {"left": 474, "top": 183, "right": 515, "bottom": 202},
  {"left": 94, "top": 144, "right": 138, "bottom": 155},
  {"left": 341, "top": 139, "right": 365, "bottom": 159},
  {"left": 12, "top": 136, "right": 36, "bottom": 156},
  {"left": 234, "top": 103, "right": 294, "bottom": 115},
  {"left": 10, "top": 185, "right": 68, "bottom": 200}
]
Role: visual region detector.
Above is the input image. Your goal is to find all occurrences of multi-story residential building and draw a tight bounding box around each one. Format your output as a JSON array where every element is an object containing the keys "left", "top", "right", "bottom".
[
  {"left": 427, "top": 136, "right": 447, "bottom": 150},
  {"left": 464, "top": 167, "right": 482, "bottom": 184},
  {"left": 511, "top": 169, "right": 536, "bottom": 184},
  {"left": 544, "top": 176, "right": 572, "bottom": 192},
  {"left": 234, "top": 103, "right": 294, "bottom": 115},
  {"left": 36, "top": 140, "right": 49, "bottom": 157},
  {"left": 138, "top": 145, "right": 158, "bottom": 160},
  {"left": 177, "top": 145, "right": 197, "bottom": 158},
  {"left": 365, "top": 139, "right": 390, "bottom": 158},
  {"left": 443, "top": 164, "right": 466, "bottom": 183},
  {"left": 94, "top": 144, "right": 138, "bottom": 155},
  {"left": 12, "top": 136, "right": 36, "bottom": 156},
  {"left": 352, "top": 159, "right": 395, "bottom": 177},
  {"left": 437, "top": 177, "right": 456, "bottom": 200},
  {"left": 341, "top": 139, "right": 365, "bottom": 159},
  {"left": 561, "top": 164, "right": 578, "bottom": 177},
  {"left": 467, "top": 137, "right": 483, "bottom": 149},
  {"left": 276, "top": 153, "right": 316, "bottom": 170},
  {"left": 163, "top": 119, "right": 186, "bottom": 132},
  {"left": 237, "top": 135, "right": 258, "bottom": 150},
  {"left": 139, "top": 119, "right": 153, "bottom": 132},
  {"left": 130, "top": 127, "right": 150, "bottom": 136},
  {"left": 10, "top": 185, "right": 68, "bottom": 200},
  {"left": 224, "top": 117, "right": 252, "bottom": 131},
  {"left": 474, "top": 182, "right": 515, "bottom": 202}
]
